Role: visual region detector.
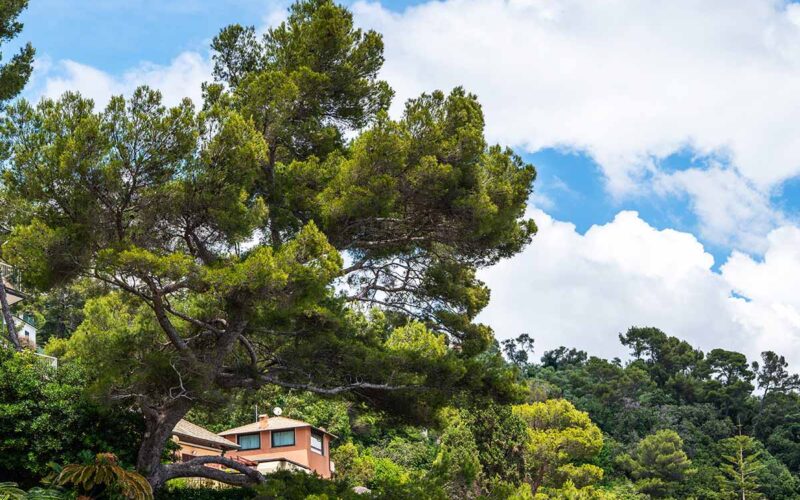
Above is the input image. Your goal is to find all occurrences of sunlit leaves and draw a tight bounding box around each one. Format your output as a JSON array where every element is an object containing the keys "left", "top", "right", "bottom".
[{"left": 513, "top": 400, "right": 605, "bottom": 494}]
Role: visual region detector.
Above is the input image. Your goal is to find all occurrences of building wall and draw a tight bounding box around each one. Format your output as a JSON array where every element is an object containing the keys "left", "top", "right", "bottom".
[
  {"left": 226, "top": 426, "right": 333, "bottom": 478},
  {"left": 2, "top": 316, "right": 36, "bottom": 349},
  {"left": 173, "top": 437, "right": 225, "bottom": 460},
  {"left": 256, "top": 460, "right": 310, "bottom": 475},
  {"left": 307, "top": 433, "right": 332, "bottom": 477},
  {"left": 17, "top": 317, "right": 36, "bottom": 349}
]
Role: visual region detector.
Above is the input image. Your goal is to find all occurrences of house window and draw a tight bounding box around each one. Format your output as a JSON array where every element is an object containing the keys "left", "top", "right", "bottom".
[
  {"left": 310, "top": 430, "right": 324, "bottom": 455},
  {"left": 238, "top": 433, "right": 261, "bottom": 450},
  {"left": 271, "top": 429, "right": 295, "bottom": 447}
]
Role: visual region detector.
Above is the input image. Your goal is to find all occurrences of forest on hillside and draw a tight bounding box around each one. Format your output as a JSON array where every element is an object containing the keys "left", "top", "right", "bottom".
[
  {"left": 5, "top": 322, "right": 800, "bottom": 499},
  {"left": 0, "top": 0, "right": 799, "bottom": 499}
]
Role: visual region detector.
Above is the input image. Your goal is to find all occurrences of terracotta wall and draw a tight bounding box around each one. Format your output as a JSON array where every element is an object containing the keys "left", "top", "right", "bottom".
[
  {"left": 174, "top": 439, "right": 224, "bottom": 459},
  {"left": 306, "top": 433, "right": 332, "bottom": 477},
  {"left": 226, "top": 427, "right": 332, "bottom": 478}
]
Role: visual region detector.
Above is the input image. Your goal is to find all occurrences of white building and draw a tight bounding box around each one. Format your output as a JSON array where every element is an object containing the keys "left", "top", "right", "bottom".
[
  {"left": 0, "top": 262, "right": 53, "bottom": 366},
  {"left": 15, "top": 315, "right": 36, "bottom": 349}
]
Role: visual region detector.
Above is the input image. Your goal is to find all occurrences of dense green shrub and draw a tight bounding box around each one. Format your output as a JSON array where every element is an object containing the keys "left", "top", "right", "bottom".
[{"left": 0, "top": 350, "right": 142, "bottom": 487}]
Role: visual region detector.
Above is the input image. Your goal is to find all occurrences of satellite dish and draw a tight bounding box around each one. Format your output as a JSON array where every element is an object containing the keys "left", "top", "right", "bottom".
[{"left": 273, "top": 407, "right": 283, "bottom": 416}]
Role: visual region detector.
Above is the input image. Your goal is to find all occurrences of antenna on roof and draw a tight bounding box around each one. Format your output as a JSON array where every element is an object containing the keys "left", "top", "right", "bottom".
[
  {"left": 273, "top": 406, "right": 283, "bottom": 416},
  {"left": 255, "top": 404, "right": 258, "bottom": 422}
]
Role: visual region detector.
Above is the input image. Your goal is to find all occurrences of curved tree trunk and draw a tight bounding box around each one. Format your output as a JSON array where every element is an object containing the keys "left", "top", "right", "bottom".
[
  {"left": 137, "top": 398, "right": 194, "bottom": 490},
  {"left": 136, "top": 395, "right": 266, "bottom": 491}
]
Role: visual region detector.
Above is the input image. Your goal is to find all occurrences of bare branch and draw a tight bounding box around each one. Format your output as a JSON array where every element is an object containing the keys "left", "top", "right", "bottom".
[
  {"left": 169, "top": 361, "right": 193, "bottom": 401},
  {"left": 145, "top": 281, "right": 194, "bottom": 356},
  {"left": 341, "top": 254, "right": 370, "bottom": 275},
  {"left": 238, "top": 335, "right": 258, "bottom": 366},
  {"left": 161, "top": 301, "right": 224, "bottom": 336},
  {"left": 216, "top": 372, "right": 415, "bottom": 395}
]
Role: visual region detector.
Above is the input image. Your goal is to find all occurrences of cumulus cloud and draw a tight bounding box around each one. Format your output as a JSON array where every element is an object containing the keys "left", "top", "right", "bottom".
[
  {"left": 354, "top": 0, "right": 800, "bottom": 190},
  {"left": 33, "top": 1, "right": 800, "bottom": 247},
  {"left": 654, "top": 166, "right": 783, "bottom": 252},
  {"left": 722, "top": 226, "right": 800, "bottom": 362},
  {"left": 478, "top": 208, "right": 800, "bottom": 366},
  {"left": 353, "top": 0, "right": 800, "bottom": 246},
  {"left": 32, "top": 51, "right": 211, "bottom": 107}
]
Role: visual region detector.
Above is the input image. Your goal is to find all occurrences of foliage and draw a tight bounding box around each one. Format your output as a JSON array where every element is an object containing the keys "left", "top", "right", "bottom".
[
  {"left": 0, "top": 0, "right": 34, "bottom": 105},
  {"left": 0, "top": 350, "right": 142, "bottom": 488},
  {"left": 617, "top": 429, "right": 693, "bottom": 498},
  {"left": 754, "top": 351, "right": 800, "bottom": 398},
  {"left": 513, "top": 399, "right": 604, "bottom": 494},
  {"left": 331, "top": 441, "right": 412, "bottom": 491},
  {"left": 0, "top": 483, "right": 64, "bottom": 500},
  {"left": 257, "top": 470, "right": 443, "bottom": 500},
  {"left": 431, "top": 409, "right": 482, "bottom": 497},
  {"left": 502, "top": 334, "right": 535, "bottom": 369},
  {"left": 156, "top": 483, "right": 255, "bottom": 500},
  {"left": 3, "top": 2, "right": 800, "bottom": 497},
  {"left": 619, "top": 327, "right": 705, "bottom": 401},
  {"left": 715, "top": 435, "right": 764, "bottom": 500},
  {"left": 23, "top": 279, "right": 102, "bottom": 345},
  {"left": 466, "top": 402, "right": 527, "bottom": 487},
  {"left": 1, "top": 0, "right": 535, "bottom": 488},
  {"left": 56, "top": 453, "right": 153, "bottom": 500},
  {"left": 540, "top": 347, "right": 588, "bottom": 371},
  {"left": 533, "top": 481, "right": 617, "bottom": 500},
  {"left": 251, "top": 470, "right": 358, "bottom": 500}
]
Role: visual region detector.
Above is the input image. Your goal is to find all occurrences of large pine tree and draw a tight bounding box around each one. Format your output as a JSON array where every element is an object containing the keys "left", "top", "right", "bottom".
[{"left": 0, "top": 0, "right": 536, "bottom": 489}]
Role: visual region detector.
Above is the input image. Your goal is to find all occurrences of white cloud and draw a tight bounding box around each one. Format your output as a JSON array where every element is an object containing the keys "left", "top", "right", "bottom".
[
  {"left": 654, "top": 166, "right": 783, "bottom": 252},
  {"left": 32, "top": 51, "right": 211, "bottom": 108},
  {"left": 478, "top": 208, "right": 800, "bottom": 366},
  {"left": 354, "top": 0, "right": 800, "bottom": 190},
  {"left": 352, "top": 0, "right": 800, "bottom": 244},
  {"left": 722, "top": 226, "right": 800, "bottom": 310}
]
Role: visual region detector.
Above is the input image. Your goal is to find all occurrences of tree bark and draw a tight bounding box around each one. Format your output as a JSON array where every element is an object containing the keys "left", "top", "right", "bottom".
[
  {"left": 138, "top": 396, "right": 268, "bottom": 490},
  {"left": 137, "top": 397, "right": 194, "bottom": 490},
  {"left": 158, "top": 456, "right": 267, "bottom": 488},
  {"left": 263, "top": 145, "right": 281, "bottom": 247},
  {"left": 0, "top": 268, "right": 21, "bottom": 351}
]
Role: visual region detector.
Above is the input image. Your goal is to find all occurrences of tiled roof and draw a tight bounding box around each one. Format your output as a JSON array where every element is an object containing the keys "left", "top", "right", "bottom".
[
  {"left": 174, "top": 419, "right": 240, "bottom": 449},
  {"left": 219, "top": 416, "right": 336, "bottom": 437}
]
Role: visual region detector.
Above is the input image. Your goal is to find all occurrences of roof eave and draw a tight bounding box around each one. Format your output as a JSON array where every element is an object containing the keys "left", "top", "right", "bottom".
[
  {"left": 174, "top": 432, "right": 239, "bottom": 450},
  {"left": 219, "top": 424, "right": 337, "bottom": 440}
]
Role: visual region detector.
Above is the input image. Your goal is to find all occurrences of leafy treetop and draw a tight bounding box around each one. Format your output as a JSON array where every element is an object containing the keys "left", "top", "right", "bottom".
[
  {"left": 0, "top": 0, "right": 536, "bottom": 489},
  {"left": 0, "top": 0, "right": 33, "bottom": 105}
]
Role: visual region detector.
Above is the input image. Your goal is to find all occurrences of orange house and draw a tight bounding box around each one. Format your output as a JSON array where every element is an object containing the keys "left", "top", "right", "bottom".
[
  {"left": 220, "top": 415, "right": 336, "bottom": 478},
  {"left": 172, "top": 419, "right": 241, "bottom": 461}
]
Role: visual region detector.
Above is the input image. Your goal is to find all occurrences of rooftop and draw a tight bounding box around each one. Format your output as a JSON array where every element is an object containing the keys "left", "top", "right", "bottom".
[
  {"left": 174, "top": 419, "right": 240, "bottom": 450},
  {"left": 218, "top": 416, "right": 336, "bottom": 438}
]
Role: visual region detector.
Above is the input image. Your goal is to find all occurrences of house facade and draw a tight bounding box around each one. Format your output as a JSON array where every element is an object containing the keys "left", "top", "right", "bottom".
[
  {"left": 15, "top": 314, "right": 36, "bottom": 349},
  {"left": 0, "top": 262, "right": 49, "bottom": 365},
  {"left": 220, "top": 415, "right": 336, "bottom": 478},
  {"left": 172, "top": 419, "right": 241, "bottom": 461}
]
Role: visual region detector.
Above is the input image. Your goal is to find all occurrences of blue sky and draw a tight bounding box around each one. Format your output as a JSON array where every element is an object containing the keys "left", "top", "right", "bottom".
[
  {"left": 20, "top": 0, "right": 268, "bottom": 72},
  {"left": 20, "top": 0, "right": 420, "bottom": 71},
  {"left": 18, "top": 0, "right": 800, "bottom": 365}
]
